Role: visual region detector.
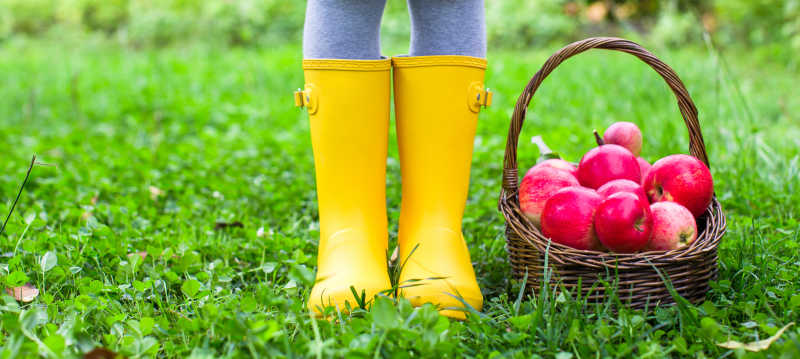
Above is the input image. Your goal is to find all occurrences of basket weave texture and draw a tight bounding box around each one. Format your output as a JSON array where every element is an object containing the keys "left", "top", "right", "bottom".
[{"left": 498, "top": 37, "right": 727, "bottom": 308}]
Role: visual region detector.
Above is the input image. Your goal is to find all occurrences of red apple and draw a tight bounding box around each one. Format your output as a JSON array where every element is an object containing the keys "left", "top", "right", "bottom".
[
  {"left": 594, "top": 192, "right": 653, "bottom": 253},
  {"left": 603, "top": 122, "right": 642, "bottom": 156},
  {"left": 519, "top": 166, "right": 579, "bottom": 227},
  {"left": 597, "top": 179, "right": 648, "bottom": 205},
  {"left": 535, "top": 158, "right": 578, "bottom": 178},
  {"left": 541, "top": 187, "right": 603, "bottom": 250},
  {"left": 646, "top": 202, "right": 697, "bottom": 251},
  {"left": 643, "top": 154, "right": 713, "bottom": 218},
  {"left": 577, "top": 144, "right": 641, "bottom": 189},
  {"left": 637, "top": 157, "right": 651, "bottom": 185}
]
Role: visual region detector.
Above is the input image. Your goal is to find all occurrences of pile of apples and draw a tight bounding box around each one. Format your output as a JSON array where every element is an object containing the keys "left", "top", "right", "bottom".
[{"left": 519, "top": 122, "right": 714, "bottom": 253}]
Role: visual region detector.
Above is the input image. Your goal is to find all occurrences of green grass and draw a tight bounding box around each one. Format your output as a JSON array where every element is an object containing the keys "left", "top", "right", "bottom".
[{"left": 0, "top": 37, "right": 798, "bottom": 358}]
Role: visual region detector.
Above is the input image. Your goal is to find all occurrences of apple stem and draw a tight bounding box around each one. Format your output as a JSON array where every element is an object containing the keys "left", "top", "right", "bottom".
[
  {"left": 634, "top": 217, "right": 644, "bottom": 232},
  {"left": 593, "top": 130, "right": 604, "bottom": 147}
]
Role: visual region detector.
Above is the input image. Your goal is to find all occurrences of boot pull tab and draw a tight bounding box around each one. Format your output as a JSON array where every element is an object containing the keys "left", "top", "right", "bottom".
[
  {"left": 294, "top": 85, "right": 318, "bottom": 114},
  {"left": 468, "top": 82, "right": 492, "bottom": 113}
]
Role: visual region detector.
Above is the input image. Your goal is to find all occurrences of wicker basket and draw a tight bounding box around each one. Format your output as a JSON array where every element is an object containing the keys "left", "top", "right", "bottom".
[{"left": 499, "top": 37, "right": 727, "bottom": 309}]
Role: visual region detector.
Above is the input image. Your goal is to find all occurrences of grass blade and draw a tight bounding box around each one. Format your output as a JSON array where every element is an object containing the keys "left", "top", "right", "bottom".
[{"left": 0, "top": 155, "right": 36, "bottom": 237}]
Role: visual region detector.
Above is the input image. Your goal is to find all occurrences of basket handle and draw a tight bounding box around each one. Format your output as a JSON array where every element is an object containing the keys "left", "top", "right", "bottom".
[{"left": 501, "top": 37, "right": 710, "bottom": 195}]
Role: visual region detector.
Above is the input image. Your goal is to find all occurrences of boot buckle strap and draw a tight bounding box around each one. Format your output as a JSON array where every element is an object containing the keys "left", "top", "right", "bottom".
[
  {"left": 293, "top": 89, "right": 307, "bottom": 107},
  {"left": 294, "top": 85, "right": 318, "bottom": 114},
  {"left": 468, "top": 82, "right": 492, "bottom": 113},
  {"left": 479, "top": 88, "right": 493, "bottom": 107}
]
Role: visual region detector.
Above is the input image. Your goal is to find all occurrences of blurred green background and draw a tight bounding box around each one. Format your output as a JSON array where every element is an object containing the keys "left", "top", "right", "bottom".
[
  {"left": 1, "top": 0, "right": 798, "bottom": 57},
  {"left": 1, "top": 1, "right": 799, "bottom": 357}
]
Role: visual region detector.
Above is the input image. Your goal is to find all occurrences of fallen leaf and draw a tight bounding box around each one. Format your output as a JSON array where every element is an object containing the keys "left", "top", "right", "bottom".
[
  {"left": 128, "top": 252, "right": 147, "bottom": 260},
  {"left": 717, "top": 322, "right": 795, "bottom": 352},
  {"left": 5, "top": 283, "right": 39, "bottom": 302},
  {"left": 214, "top": 221, "right": 243, "bottom": 230},
  {"left": 148, "top": 186, "right": 164, "bottom": 200},
  {"left": 84, "top": 347, "right": 124, "bottom": 359}
]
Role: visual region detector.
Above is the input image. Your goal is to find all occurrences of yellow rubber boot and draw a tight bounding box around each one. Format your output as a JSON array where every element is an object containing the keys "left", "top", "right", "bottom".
[
  {"left": 392, "top": 56, "right": 491, "bottom": 319},
  {"left": 296, "top": 59, "right": 392, "bottom": 315}
]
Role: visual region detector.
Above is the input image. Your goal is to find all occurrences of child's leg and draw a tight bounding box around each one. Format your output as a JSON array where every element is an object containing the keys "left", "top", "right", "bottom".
[
  {"left": 303, "top": 0, "right": 388, "bottom": 59},
  {"left": 393, "top": 0, "right": 488, "bottom": 319},
  {"left": 407, "top": 0, "right": 486, "bottom": 58},
  {"left": 300, "top": 0, "right": 393, "bottom": 314}
]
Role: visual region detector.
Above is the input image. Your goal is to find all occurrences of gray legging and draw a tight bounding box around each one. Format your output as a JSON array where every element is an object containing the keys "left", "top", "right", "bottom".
[{"left": 303, "top": 0, "right": 486, "bottom": 60}]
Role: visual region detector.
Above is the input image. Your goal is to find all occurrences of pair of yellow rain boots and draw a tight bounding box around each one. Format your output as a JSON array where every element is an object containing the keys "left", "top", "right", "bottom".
[{"left": 295, "top": 55, "right": 491, "bottom": 320}]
